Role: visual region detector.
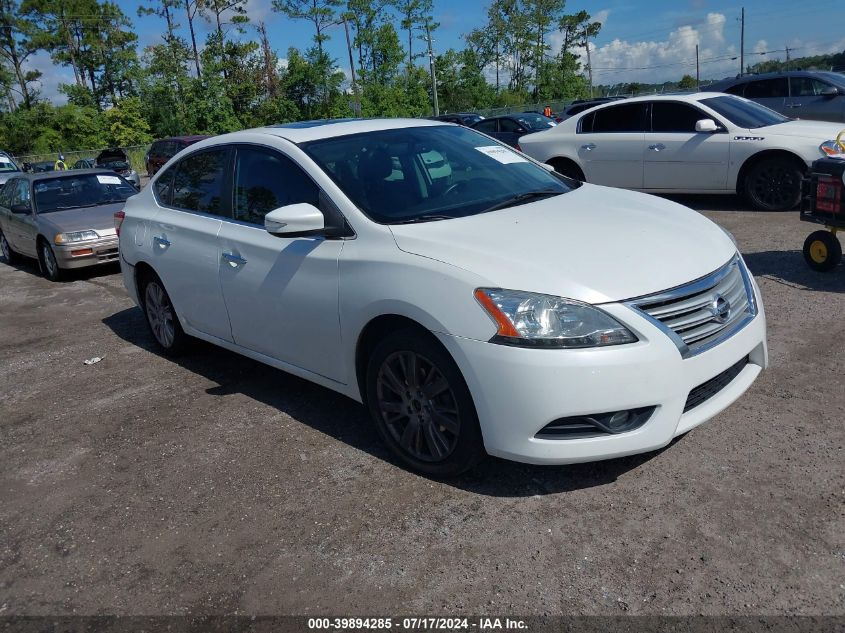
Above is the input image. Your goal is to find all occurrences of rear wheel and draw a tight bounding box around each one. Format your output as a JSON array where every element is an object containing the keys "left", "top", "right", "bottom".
[
  {"left": 140, "top": 273, "right": 189, "bottom": 355},
  {"left": 743, "top": 156, "right": 803, "bottom": 211},
  {"left": 803, "top": 230, "right": 842, "bottom": 272},
  {"left": 39, "top": 240, "right": 62, "bottom": 281},
  {"left": 0, "top": 230, "right": 20, "bottom": 265},
  {"left": 366, "top": 328, "right": 485, "bottom": 476}
]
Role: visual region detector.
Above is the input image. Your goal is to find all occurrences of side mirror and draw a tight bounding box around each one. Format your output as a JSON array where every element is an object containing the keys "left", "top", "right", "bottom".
[
  {"left": 820, "top": 86, "right": 840, "bottom": 98},
  {"left": 10, "top": 203, "right": 31, "bottom": 214},
  {"left": 264, "top": 203, "right": 325, "bottom": 236},
  {"left": 695, "top": 119, "right": 719, "bottom": 133}
]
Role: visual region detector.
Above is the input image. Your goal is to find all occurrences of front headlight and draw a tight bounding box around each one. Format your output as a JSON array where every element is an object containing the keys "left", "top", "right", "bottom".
[
  {"left": 474, "top": 288, "right": 638, "bottom": 348},
  {"left": 820, "top": 140, "right": 845, "bottom": 157},
  {"left": 55, "top": 230, "right": 99, "bottom": 244}
]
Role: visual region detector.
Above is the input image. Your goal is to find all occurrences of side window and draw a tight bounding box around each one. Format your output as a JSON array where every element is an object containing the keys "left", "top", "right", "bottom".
[
  {"left": 474, "top": 119, "right": 497, "bottom": 134},
  {"left": 0, "top": 179, "right": 14, "bottom": 207},
  {"left": 744, "top": 78, "right": 788, "bottom": 98},
  {"left": 233, "top": 147, "right": 319, "bottom": 225},
  {"left": 651, "top": 102, "right": 712, "bottom": 132},
  {"left": 11, "top": 180, "right": 31, "bottom": 207},
  {"left": 589, "top": 103, "right": 647, "bottom": 133},
  {"left": 153, "top": 166, "right": 175, "bottom": 205},
  {"left": 500, "top": 118, "right": 523, "bottom": 133},
  {"left": 791, "top": 77, "right": 830, "bottom": 97},
  {"left": 170, "top": 149, "right": 228, "bottom": 215},
  {"left": 724, "top": 83, "right": 746, "bottom": 96}
]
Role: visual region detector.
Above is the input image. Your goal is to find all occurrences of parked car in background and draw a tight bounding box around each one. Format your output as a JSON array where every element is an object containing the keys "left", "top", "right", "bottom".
[
  {"left": 72, "top": 158, "right": 95, "bottom": 169},
  {"left": 519, "top": 92, "right": 845, "bottom": 210},
  {"left": 0, "top": 169, "right": 138, "bottom": 280},
  {"left": 429, "top": 113, "right": 484, "bottom": 126},
  {"left": 117, "top": 119, "right": 766, "bottom": 476},
  {"left": 0, "top": 151, "right": 22, "bottom": 188},
  {"left": 470, "top": 113, "right": 557, "bottom": 148},
  {"left": 707, "top": 71, "right": 845, "bottom": 122},
  {"left": 29, "top": 161, "right": 55, "bottom": 173},
  {"left": 144, "top": 135, "right": 210, "bottom": 177},
  {"left": 558, "top": 96, "right": 627, "bottom": 121},
  {"left": 96, "top": 148, "right": 140, "bottom": 189}
]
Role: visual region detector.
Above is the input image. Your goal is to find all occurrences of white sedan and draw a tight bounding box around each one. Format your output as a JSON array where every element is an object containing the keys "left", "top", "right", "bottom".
[
  {"left": 117, "top": 119, "right": 767, "bottom": 475},
  {"left": 519, "top": 92, "right": 845, "bottom": 210}
]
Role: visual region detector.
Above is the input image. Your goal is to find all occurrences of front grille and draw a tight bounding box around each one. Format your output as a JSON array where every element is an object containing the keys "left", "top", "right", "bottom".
[
  {"left": 684, "top": 356, "right": 748, "bottom": 413},
  {"left": 626, "top": 256, "right": 757, "bottom": 358}
]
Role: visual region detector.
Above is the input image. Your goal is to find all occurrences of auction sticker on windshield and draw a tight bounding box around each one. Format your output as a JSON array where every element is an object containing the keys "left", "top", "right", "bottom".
[
  {"left": 97, "top": 175, "right": 122, "bottom": 184},
  {"left": 475, "top": 145, "right": 527, "bottom": 164}
]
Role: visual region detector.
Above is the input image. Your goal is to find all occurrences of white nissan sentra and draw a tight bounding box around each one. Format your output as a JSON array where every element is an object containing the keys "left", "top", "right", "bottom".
[{"left": 117, "top": 119, "right": 767, "bottom": 476}]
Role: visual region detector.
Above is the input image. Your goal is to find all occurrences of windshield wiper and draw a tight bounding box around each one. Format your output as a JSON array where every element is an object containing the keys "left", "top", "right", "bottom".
[
  {"left": 482, "top": 190, "right": 562, "bottom": 213},
  {"left": 391, "top": 214, "right": 458, "bottom": 224},
  {"left": 49, "top": 203, "right": 101, "bottom": 211}
]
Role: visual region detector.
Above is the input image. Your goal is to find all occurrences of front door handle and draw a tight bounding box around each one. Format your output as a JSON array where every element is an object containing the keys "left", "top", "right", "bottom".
[
  {"left": 786, "top": 103, "right": 802, "bottom": 108},
  {"left": 581, "top": 143, "right": 597, "bottom": 151},
  {"left": 648, "top": 143, "right": 666, "bottom": 151},
  {"left": 222, "top": 251, "right": 247, "bottom": 267},
  {"left": 153, "top": 235, "right": 171, "bottom": 248}
]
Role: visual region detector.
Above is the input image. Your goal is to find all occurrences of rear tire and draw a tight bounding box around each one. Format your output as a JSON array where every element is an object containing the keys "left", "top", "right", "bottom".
[
  {"left": 365, "top": 328, "right": 485, "bottom": 477},
  {"left": 743, "top": 156, "right": 803, "bottom": 211},
  {"left": 803, "top": 230, "right": 842, "bottom": 272},
  {"left": 0, "top": 229, "right": 20, "bottom": 265},
  {"left": 140, "top": 272, "right": 189, "bottom": 355}
]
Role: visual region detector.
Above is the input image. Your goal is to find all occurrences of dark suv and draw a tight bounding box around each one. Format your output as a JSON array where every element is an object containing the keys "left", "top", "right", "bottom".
[
  {"left": 707, "top": 71, "right": 845, "bottom": 122},
  {"left": 144, "top": 135, "right": 210, "bottom": 177}
]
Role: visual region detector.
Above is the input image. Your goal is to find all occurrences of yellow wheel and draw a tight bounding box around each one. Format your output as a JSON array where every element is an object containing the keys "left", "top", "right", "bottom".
[{"left": 803, "top": 230, "right": 842, "bottom": 272}]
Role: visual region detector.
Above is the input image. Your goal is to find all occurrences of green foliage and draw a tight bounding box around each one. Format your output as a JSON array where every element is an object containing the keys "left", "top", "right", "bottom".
[
  {"left": 104, "top": 96, "right": 152, "bottom": 146},
  {"left": 678, "top": 74, "right": 698, "bottom": 90}
]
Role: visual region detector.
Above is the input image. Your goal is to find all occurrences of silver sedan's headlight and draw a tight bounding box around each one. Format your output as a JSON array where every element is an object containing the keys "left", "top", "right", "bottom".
[
  {"left": 474, "top": 288, "right": 638, "bottom": 348},
  {"left": 54, "top": 230, "right": 99, "bottom": 244}
]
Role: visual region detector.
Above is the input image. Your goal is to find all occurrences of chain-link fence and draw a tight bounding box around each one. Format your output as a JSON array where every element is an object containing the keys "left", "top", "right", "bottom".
[{"left": 12, "top": 145, "right": 151, "bottom": 175}]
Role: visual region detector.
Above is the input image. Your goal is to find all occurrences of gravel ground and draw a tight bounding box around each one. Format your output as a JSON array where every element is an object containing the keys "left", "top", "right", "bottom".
[{"left": 0, "top": 195, "right": 843, "bottom": 617}]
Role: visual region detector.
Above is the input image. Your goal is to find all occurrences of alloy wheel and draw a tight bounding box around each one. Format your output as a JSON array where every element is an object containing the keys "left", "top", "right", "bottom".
[
  {"left": 375, "top": 351, "right": 461, "bottom": 462},
  {"left": 144, "top": 281, "right": 176, "bottom": 348},
  {"left": 750, "top": 163, "right": 799, "bottom": 209},
  {"left": 0, "top": 233, "right": 10, "bottom": 261}
]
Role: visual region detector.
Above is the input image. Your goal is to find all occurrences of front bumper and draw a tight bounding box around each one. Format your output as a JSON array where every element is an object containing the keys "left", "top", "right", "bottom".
[
  {"left": 54, "top": 238, "right": 119, "bottom": 269},
  {"left": 437, "top": 285, "right": 767, "bottom": 465}
]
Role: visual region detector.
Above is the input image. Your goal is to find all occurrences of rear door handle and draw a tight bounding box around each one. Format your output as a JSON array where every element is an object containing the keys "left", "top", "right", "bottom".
[
  {"left": 648, "top": 143, "right": 666, "bottom": 151},
  {"left": 153, "top": 236, "right": 171, "bottom": 248},
  {"left": 222, "top": 251, "right": 247, "bottom": 267},
  {"left": 581, "top": 143, "right": 596, "bottom": 151}
]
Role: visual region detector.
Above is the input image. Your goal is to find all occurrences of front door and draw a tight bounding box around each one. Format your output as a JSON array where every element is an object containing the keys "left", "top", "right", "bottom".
[
  {"left": 217, "top": 145, "right": 345, "bottom": 383},
  {"left": 643, "top": 101, "right": 731, "bottom": 190},
  {"left": 7, "top": 179, "right": 38, "bottom": 256},
  {"left": 786, "top": 76, "right": 845, "bottom": 121}
]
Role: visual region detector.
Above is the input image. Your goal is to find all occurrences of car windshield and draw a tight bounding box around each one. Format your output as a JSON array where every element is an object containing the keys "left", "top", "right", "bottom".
[
  {"left": 301, "top": 125, "right": 577, "bottom": 224},
  {"left": 34, "top": 173, "right": 137, "bottom": 214},
  {"left": 517, "top": 113, "right": 556, "bottom": 129},
  {"left": 701, "top": 95, "right": 789, "bottom": 128},
  {"left": 0, "top": 153, "right": 19, "bottom": 172}
]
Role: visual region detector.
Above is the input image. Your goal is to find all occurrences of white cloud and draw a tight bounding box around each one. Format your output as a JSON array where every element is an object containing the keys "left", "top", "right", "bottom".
[{"left": 593, "top": 9, "right": 610, "bottom": 26}]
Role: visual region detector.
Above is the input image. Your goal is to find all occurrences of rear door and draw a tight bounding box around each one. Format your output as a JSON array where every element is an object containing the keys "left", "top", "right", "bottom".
[
  {"left": 643, "top": 101, "right": 730, "bottom": 190},
  {"left": 497, "top": 118, "right": 527, "bottom": 148},
  {"left": 6, "top": 179, "right": 37, "bottom": 256},
  {"left": 743, "top": 77, "right": 789, "bottom": 115},
  {"left": 786, "top": 75, "right": 845, "bottom": 121},
  {"left": 217, "top": 145, "right": 345, "bottom": 381},
  {"left": 147, "top": 147, "right": 234, "bottom": 342},
  {"left": 576, "top": 102, "right": 647, "bottom": 188}
]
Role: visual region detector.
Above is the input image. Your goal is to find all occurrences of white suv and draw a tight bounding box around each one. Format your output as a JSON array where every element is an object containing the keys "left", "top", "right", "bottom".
[{"left": 117, "top": 119, "right": 768, "bottom": 476}]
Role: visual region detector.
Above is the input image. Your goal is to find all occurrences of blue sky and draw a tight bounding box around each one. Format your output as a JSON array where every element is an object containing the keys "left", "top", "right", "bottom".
[{"left": 31, "top": 0, "right": 845, "bottom": 102}]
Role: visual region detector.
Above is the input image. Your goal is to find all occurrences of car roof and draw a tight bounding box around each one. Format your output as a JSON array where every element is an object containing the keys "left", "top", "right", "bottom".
[
  {"left": 209, "top": 118, "right": 446, "bottom": 144},
  {"left": 17, "top": 168, "right": 126, "bottom": 182},
  {"left": 710, "top": 70, "right": 845, "bottom": 85},
  {"left": 162, "top": 135, "right": 211, "bottom": 143}
]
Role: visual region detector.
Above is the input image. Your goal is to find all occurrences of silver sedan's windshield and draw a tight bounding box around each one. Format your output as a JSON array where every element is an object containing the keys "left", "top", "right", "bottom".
[
  {"left": 34, "top": 173, "right": 137, "bottom": 214},
  {"left": 301, "top": 125, "right": 577, "bottom": 224}
]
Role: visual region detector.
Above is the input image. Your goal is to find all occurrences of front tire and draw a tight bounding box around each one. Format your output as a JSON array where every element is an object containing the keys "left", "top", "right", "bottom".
[
  {"left": 743, "top": 157, "right": 803, "bottom": 211},
  {"left": 140, "top": 273, "right": 189, "bottom": 355},
  {"left": 0, "top": 230, "right": 20, "bottom": 265},
  {"left": 549, "top": 159, "right": 585, "bottom": 182},
  {"left": 366, "top": 328, "right": 485, "bottom": 476},
  {"left": 803, "top": 230, "right": 842, "bottom": 272},
  {"left": 39, "top": 240, "right": 62, "bottom": 281}
]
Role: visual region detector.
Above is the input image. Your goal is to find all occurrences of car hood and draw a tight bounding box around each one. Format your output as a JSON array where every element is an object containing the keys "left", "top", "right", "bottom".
[
  {"left": 755, "top": 119, "right": 845, "bottom": 140},
  {"left": 37, "top": 202, "right": 124, "bottom": 237},
  {"left": 389, "top": 185, "right": 737, "bottom": 304}
]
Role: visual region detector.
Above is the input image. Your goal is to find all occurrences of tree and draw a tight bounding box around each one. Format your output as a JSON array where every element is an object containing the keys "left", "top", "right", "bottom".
[
  {"left": 392, "top": 0, "right": 433, "bottom": 70},
  {"left": 273, "top": 0, "right": 342, "bottom": 58},
  {"left": 678, "top": 74, "right": 697, "bottom": 90},
  {"left": 524, "top": 0, "right": 565, "bottom": 97},
  {"left": 0, "top": 0, "right": 41, "bottom": 108},
  {"left": 182, "top": 0, "right": 202, "bottom": 77},
  {"left": 104, "top": 96, "right": 152, "bottom": 146},
  {"left": 199, "top": 0, "right": 249, "bottom": 80}
]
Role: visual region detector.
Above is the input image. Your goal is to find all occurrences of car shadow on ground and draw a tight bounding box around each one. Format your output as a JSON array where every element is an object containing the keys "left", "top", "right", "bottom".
[
  {"left": 743, "top": 249, "right": 844, "bottom": 292},
  {"left": 102, "top": 306, "right": 668, "bottom": 497},
  {"left": 658, "top": 193, "right": 757, "bottom": 212},
  {"left": 5, "top": 255, "right": 120, "bottom": 282}
]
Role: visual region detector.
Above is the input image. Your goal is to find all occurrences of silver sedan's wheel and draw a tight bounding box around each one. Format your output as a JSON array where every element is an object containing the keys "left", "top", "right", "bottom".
[
  {"left": 40, "top": 241, "right": 61, "bottom": 281},
  {"left": 0, "top": 231, "right": 18, "bottom": 264},
  {"left": 144, "top": 280, "right": 176, "bottom": 348}
]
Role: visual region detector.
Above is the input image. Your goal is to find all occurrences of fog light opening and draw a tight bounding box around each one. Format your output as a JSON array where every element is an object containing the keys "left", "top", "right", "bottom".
[{"left": 536, "top": 406, "right": 656, "bottom": 439}]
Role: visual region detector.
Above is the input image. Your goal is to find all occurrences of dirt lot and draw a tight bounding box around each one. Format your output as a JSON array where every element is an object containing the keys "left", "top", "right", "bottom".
[{"left": 0, "top": 196, "right": 843, "bottom": 617}]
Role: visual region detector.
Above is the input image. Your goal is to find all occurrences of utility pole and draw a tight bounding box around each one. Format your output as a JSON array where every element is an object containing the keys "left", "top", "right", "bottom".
[
  {"left": 426, "top": 24, "right": 439, "bottom": 116},
  {"left": 739, "top": 7, "right": 745, "bottom": 76},
  {"left": 342, "top": 18, "right": 360, "bottom": 116},
  {"left": 785, "top": 45, "right": 791, "bottom": 71},
  {"left": 695, "top": 44, "right": 700, "bottom": 89}
]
